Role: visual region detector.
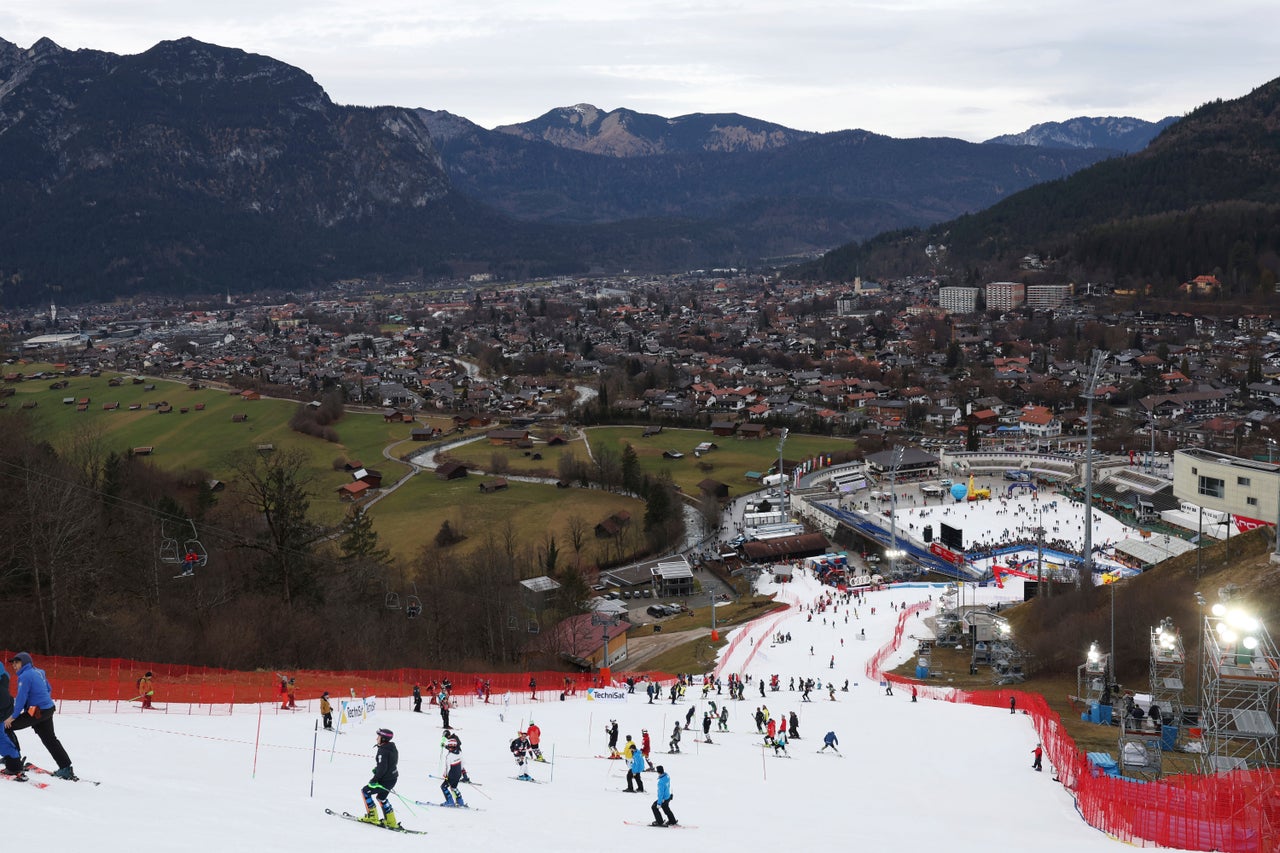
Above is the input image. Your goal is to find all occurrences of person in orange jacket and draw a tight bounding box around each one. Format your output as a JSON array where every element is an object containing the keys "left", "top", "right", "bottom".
[{"left": 526, "top": 720, "right": 545, "bottom": 762}]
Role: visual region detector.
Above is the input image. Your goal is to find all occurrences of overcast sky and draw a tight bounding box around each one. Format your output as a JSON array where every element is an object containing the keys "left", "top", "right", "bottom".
[{"left": 3, "top": 1, "right": 1278, "bottom": 140}]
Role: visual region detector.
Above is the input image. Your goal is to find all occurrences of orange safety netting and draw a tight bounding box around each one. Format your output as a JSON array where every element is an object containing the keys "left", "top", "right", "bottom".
[{"left": 0, "top": 650, "right": 672, "bottom": 713}]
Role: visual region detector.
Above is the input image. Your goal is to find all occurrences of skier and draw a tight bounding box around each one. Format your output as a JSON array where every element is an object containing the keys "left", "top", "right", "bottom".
[
  {"left": 625, "top": 736, "right": 646, "bottom": 793},
  {"left": 287, "top": 678, "right": 298, "bottom": 709},
  {"left": 684, "top": 705, "right": 695, "bottom": 730},
  {"left": 0, "top": 661, "right": 23, "bottom": 779},
  {"left": 701, "top": 711, "right": 713, "bottom": 743},
  {"left": 789, "top": 710, "right": 799, "bottom": 739},
  {"left": 442, "top": 730, "right": 472, "bottom": 783},
  {"left": 754, "top": 707, "right": 764, "bottom": 733},
  {"left": 669, "top": 721, "right": 682, "bottom": 753},
  {"left": 718, "top": 706, "right": 729, "bottom": 732},
  {"left": 510, "top": 730, "right": 533, "bottom": 780},
  {"left": 884, "top": 680, "right": 894, "bottom": 697},
  {"left": 321, "top": 691, "right": 333, "bottom": 731},
  {"left": 278, "top": 675, "right": 290, "bottom": 709},
  {"left": 440, "top": 739, "right": 466, "bottom": 807},
  {"left": 649, "top": 766, "right": 677, "bottom": 827},
  {"left": 766, "top": 717, "right": 777, "bottom": 744},
  {"left": 606, "top": 719, "right": 621, "bottom": 758},
  {"left": 911, "top": 685, "right": 918, "bottom": 703},
  {"left": 439, "top": 692, "right": 451, "bottom": 729},
  {"left": 136, "top": 671, "right": 155, "bottom": 709},
  {"left": 819, "top": 731, "right": 840, "bottom": 754},
  {"left": 1032, "top": 743, "right": 1043, "bottom": 772},
  {"left": 528, "top": 720, "right": 545, "bottom": 762},
  {"left": 772, "top": 729, "right": 788, "bottom": 756},
  {"left": 412, "top": 684, "right": 422, "bottom": 713},
  {"left": 5, "top": 652, "right": 75, "bottom": 779},
  {"left": 359, "top": 728, "right": 399, "bottom": 828},
  {"left": 528, "top": 676, "right": 537, "bottom": 700},
  {"left": 640, "top": 728, "right": 653, "bottom": 769}
]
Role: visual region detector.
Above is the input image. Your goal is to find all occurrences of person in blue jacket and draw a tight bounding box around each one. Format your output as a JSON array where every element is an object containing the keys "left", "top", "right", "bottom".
[
  {"left": 819, "top": 730, "right": 840, "bottom": 754},
  {"left": 0, "top": 660, "right": 23, "bottom": 779},
  {"left": 5, "top": 652, "right": 75, "bottom": 780},
  {"left": 625, "top": 736, "right": 646, "bottom": 793},
  {"left": 649, "top": 765, "right": 676, "bottom": 826}
]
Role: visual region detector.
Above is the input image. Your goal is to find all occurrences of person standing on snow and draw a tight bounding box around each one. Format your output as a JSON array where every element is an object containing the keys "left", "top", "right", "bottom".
[
  {"left": 440, "top": 739, "right": 466, "bottom": 807},
  {"left": 819, "top": 731, "right": 840, "bottom": 754},
  {"left": 527, "top": 720, "right": 545, "bottom": 762},
  {"left": 640, "top": 728, "right": 653, "bottom": 770},
  {"left": 320, "top": 691, "right": 333, "bottom": 731},
  {"left": 412, "top": 684, "right": 422, "bottom": 713},
  {"left": 701, "top": 711, "right": 713, "bottom": 743},
  {"left": 788, "top": 710, "right": 800, "bottom": 739},
  {"left": 625, "top": 736, "right": 646, "bottom": 793},
  {"left": 439, "top": 692, "right": 451, "bottom": 729},
  {"left": 772, "top": 730, "right": 789, "bottom": 757},
  {"left": 719, "top": 706, "right": 729, "bottom": 732},
  {"left": 5, "top": 652, "right": 75, "bottom": 780},
  {"left": 766, "top": 716, "right": 777, "bottom": 745},
  {"left": 649, "top": 765, "right": 677, "bottom": 827},
  {"left": 136, "top": 671, "right": 155, "bottom": 709},
  {"left": 360, "top": 728, "right": 399, "bottom": 828},
  {"left": 510, "top": 730, "right": 533, "bottom": 780},
  {"left": 669, "top": 722, "right": 682, "bottom": 753},
  {"left": 606, "top": 719, "right": 621, "bottom": 757},
  {"left": 684, "top": 704, "right": 695, "bottom": 730},
  {"left": 1032, "top": 744, "right": 1043, "bottom": 771}
]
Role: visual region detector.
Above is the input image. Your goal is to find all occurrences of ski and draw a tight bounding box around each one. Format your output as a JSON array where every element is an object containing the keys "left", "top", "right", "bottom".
[
  {"left": 511, "top": 775, "right": 543, "bottom": 783},
  {"left": 0, "top": 773, "right": 49, "bottom": 788},
  {"left": 325, "top": 809, "right": 427, "bottom": 835},
  {"left": 623, "top": 820, "right": 696, "bottom": 829},
  {"left": 692, "top": 739, "right": 719, "bottom": 745},
  {"left": 610, "top": 788, "right": 647, "bottom": 794},
  {"left": 414, "top": 799, "right": 484, "bottom": 811},
  {"left": 815, "top": 751, "right": 843, "bottom": 757},
  {"left": 24, "top": 764, "right": 100, "bottom": 785}
]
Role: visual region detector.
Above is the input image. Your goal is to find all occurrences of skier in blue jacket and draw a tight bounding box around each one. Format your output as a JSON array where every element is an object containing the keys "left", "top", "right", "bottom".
[
  {"left": 0, "top": 661, "right": 22, "bottom": 778},
  {"left": 649, "top": 765, "right": 677, "bottom": 826},
  {"left": 819, "top": 730, "right": 840, "bottom": 754},
  {"left": 5, "top": 652, "right": 74, "bottom": 779},
  {"left": 625, "top": 737, "right": 646, "bottom": 793}
]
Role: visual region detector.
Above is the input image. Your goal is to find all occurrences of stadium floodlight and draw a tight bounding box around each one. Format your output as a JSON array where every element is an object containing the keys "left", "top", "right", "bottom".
[{"left": 1087, "top": 642, "right": 1101, "bottom": 664}]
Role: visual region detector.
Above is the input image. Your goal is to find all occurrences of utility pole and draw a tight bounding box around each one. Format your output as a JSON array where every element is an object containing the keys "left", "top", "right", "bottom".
[
  {"left": 888, "top": 445, "right": 905, "bottom": 579},
  {"left": 1080, "top": 349, "right": 1108, "bottom": 589}
]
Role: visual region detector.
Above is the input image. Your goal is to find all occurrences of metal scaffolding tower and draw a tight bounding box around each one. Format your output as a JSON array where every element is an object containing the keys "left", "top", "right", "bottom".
[
  {"left": 1149, "top": 618, "right": 1187, "bottom": 727},
  {"left": 1078, "top": 642, "right": 1111, "bottom": 706},
  {"left": 1197, "top": 609, "right": 1280, "bottom": 772}
]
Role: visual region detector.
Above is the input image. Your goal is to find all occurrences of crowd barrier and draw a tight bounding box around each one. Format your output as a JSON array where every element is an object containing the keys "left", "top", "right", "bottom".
[
  {"left": 869, "top": 608, "right": 1280, "bottom": 852},
  {"left": 0, "top": 651, "right": 674, "bottom": 716}
]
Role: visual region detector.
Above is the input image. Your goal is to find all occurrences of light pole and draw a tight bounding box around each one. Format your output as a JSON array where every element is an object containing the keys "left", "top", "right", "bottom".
[
  {"left": 888, "top": 445, "right": 904, "bottom": 579},
  {"left": 1080, "top": 349, "right": 1108, "bottom": 589},
  {"left": 592, "top": 611, "right": 621, "bottom": 685}
]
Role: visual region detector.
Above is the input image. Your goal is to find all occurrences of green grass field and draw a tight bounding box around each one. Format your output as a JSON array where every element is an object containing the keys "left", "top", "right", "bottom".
[
  {"left": 366, "top": 472, "right": 645, "bottom": 563},
  {"left": 437, "top": 433, "right": 589, "bottom": 478},
  {"left": 583, "top": 426, "right": 856, "bottom": 496}
]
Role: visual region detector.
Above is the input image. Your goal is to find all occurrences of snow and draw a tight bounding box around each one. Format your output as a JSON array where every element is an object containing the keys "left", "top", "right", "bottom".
[{"left": 9, "top": 572, "right": 1188, "bottom": 851}]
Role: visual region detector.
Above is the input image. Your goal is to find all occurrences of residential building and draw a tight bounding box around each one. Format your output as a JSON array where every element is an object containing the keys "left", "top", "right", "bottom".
[
  {"left": 985, "top": 281, "right": 1026, "bottom": 311},
  {"left": 939, "top": 286, "right": 980, "bottom": 315},
  {"left": 1026, "top": 283, "right": 1073, "bottom": 309}
]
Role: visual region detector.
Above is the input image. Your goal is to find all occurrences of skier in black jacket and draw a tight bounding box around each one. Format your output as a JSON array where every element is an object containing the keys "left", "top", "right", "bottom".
[{"left": 360, "top": 728, "right": 400, "bottom": 828}]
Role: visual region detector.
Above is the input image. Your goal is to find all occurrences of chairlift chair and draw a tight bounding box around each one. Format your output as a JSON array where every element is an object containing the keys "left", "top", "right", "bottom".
[
  {"left": 386, "top": 591, "right": 401, "bottom": 609},
  {"left": 159, "top": 519, "right": 183, "bottom": 564},
  {"left": 405, "top": 595, "right": 422, "bottom": 619}
]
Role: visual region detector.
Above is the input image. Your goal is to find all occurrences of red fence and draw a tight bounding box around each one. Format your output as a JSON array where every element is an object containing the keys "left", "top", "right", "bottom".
[
  {"left": 869, "top": 606, "right": 1280, "bottom": 852},
  {"left": 0, "top": 651, "right": 673, "bottom": 715}
]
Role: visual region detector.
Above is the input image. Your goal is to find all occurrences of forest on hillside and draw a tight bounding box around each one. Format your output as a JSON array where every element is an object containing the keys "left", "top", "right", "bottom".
[{"left": 0, "top": 414, "right": 688, "bottom": 670}]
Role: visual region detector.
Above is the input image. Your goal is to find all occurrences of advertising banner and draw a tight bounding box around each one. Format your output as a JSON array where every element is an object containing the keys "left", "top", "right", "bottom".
[{"left": 585, "top": 687, "right": 628, "bottom": 703}]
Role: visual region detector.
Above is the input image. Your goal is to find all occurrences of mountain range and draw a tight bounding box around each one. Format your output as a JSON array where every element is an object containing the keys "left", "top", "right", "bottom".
[
  {"left": 984, "top": 116, "right": 1178, "bottom": 152},
  {"left": 0, "top": 35, "right": 1225, "bottom": 306},
  {"left": 803, "top": 81, "right": 1280, "bottom": 298}
]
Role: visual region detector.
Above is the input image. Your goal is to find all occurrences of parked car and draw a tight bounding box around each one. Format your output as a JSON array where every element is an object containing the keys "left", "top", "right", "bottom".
[
  {"left": 622, "top": 590, "right": 633, "bottom": 600},
  {"left": 641, "top": 589, "right": 653, "bottom": 598},
  {"left": 647, "top": 604, "right": 668, "bottom": 618},
  {"left": 604, "top": 592, "right": 618, "bottom": 600}
]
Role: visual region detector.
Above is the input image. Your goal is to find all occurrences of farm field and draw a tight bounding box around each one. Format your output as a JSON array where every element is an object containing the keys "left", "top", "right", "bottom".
[
  {"left": 366, "top": 470, "right": 645, "bottom": 563},
  {"left": 584, "top": 425, "right": 857, "bottom": 496},
  {"left": 438, "top": 432, "right": 589, "bottom": 478}
]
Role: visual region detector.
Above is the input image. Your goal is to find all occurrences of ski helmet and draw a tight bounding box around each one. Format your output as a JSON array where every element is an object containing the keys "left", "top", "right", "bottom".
[{"left": 376, "top": 728, "right": 394, "bottom": 741}]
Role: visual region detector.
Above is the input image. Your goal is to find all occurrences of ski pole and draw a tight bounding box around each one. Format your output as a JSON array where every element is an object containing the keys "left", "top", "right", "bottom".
[
  {"left": 391, "top": 790, "right": 417, "bottom": 816},
  {"left": 309, "top": 721, "right": 318, "bottom": 798}
]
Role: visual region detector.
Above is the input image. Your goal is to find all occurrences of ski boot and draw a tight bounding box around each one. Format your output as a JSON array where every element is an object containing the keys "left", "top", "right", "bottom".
[
  {"left": 383, "top": 812, "right": 399, "bottom": 829},
  {"left": 443, "top": 790, "right": 455, "bottom": 806},
  {"left": 358, "top": 809, "right": 382, "bottom": 825},
  {"left": 52, "top": 766, "right": 78, "bottom": 781},
  {"left": 454, "top": 795, "right": 465, "bottom": 807},
  {"left": 650, "top": 820, "right": 667, "bottom": 827}
]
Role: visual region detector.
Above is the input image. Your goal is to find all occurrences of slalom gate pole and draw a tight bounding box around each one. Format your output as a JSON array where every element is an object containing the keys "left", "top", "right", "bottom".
[
  {"left": 309, "top": 720, "right": 318, "bottom": 798},
  {"left": 762, "top": 744, "right": 767, "bottom": 782},
  {"left": 252, "top": 703, "right": 263, "bottom": 778},
  {"left": 587, "top": 712, "right": 592, "bottom": 748},
  {"left": 550, "top": 744, "right": 555, "bottom": 784}
]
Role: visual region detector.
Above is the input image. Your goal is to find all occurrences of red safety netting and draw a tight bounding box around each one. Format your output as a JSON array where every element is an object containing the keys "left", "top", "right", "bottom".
[
  {"left": 869, "top": 605, "right": 1280, "bottom": 853},
  {"left": 0, "top": 650, "right": 673, "bottom": 716}
]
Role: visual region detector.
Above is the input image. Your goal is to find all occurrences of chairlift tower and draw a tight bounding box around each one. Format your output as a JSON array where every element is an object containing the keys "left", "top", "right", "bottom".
[{"left": 1197, "top": 605, "right": 1280, "bottom": 772}]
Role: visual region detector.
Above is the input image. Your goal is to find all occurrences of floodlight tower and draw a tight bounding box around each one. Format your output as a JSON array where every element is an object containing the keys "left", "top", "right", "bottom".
[
  {"left": 1197, "top": 596, "right": 1279, "bottom": 772},
  {"left": 1080, "top": 349, "right": 1108, "bottom": 588},
  {"left": 1149, "top": 617, "right": 1186, "bottom": 728},
  {"left": 776, "top": 428, "right": 789, "bottom": 515},
  {"left": 887, "top": 446, "right": 905, "bottom": 579}
]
